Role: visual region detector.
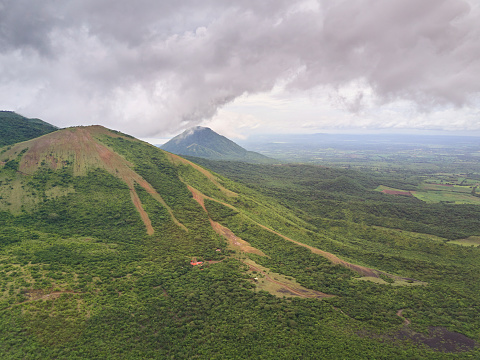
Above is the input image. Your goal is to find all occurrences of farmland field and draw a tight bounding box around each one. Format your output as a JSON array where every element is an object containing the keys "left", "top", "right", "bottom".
[
  {"left": 374, "top": 177, "right": 480, "bottom": 204},
  {"left": 413, "top": 188, "right": 480, "bottom": 204},
  {"left": 448, "top": 236, "right": 480, "bottom": 247},
  {"left": 412, "top": 177, "right": 480, "bottom": 204}
]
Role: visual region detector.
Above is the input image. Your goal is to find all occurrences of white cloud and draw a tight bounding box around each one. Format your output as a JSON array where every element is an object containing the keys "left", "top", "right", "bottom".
[{"left": 0, "top": 0, "right": 479, "bottom": 138}]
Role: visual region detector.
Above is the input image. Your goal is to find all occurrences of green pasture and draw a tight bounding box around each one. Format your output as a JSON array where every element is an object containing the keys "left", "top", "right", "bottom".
[
  {"left": 413, "top": 183, "right": 480, "bottom": 204},
  {"left": 375, "top": 181, "right": 480, "bottom": 204},
  {"left": 448, "top": 236, "right": 480, "bottom": 247}
]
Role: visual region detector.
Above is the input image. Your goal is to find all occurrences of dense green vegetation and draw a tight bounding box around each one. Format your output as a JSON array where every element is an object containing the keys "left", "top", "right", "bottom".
[
  {"left": 0, "top": 127, "right": 479, "bottom": 358},
  {"left": 188, "top": 159, "right": 480, "bottom": 240},
  {"left": 0, "top": 111, "right": 57, "bottom": 147}
]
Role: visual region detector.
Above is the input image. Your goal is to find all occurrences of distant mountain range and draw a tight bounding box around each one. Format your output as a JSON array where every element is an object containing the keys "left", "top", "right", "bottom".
[
  {"left": 161, "top": 126, "right": 275, "bottom": 163},
  {"left": 0, "top": 111, "right": 58, "bottom": 147}
]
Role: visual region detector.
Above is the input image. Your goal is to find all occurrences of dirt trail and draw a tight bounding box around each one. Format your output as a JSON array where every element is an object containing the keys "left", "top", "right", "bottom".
[
  {"left": 187, "top": 185, "right": 335, "bottom": 299},
  {"left": 167, "top": 153, "right": 237, "bottom": 197},
  {"left": 210, "top": 219, "right": 267, "bottom": 256},
  {"left": 255, "top": 223, "right": 380, "bottom": 278},
  {"left": 94, "top": 138, "right": 188, "bottom": 233},
  {"left": 129, "top": 189, "right": 154, "bottom": 235},
  {"left": 187, "top": 185, "right": 382, "bottom": 278},
  {"left": 189, "top": 185, "right": 207, "bottom": 211},
  {"left": 396, "top": 309, "right": 411, "bottom": 326},
  {"left": 188, "top": 185, "right": 237, "bottom": 211},
  {"left": 189, "top": 185, "right": 262, "bottom": 255}
]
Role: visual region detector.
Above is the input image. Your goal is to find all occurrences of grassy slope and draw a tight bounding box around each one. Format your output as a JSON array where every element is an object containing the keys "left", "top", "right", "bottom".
[
  {"left": 0, "top": 127, "right": 479, "bottom": 358},
  {"left": 188, "top": 158, "right": 480, "bottom": 240}
]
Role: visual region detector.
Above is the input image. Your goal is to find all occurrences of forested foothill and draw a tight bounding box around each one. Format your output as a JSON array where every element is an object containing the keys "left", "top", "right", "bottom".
[
  {"left": 0, "top": 111, "right": 58, "bottom": 147},
  {"left": 0, "top": 124, "right": 479, "bottom": 358}
]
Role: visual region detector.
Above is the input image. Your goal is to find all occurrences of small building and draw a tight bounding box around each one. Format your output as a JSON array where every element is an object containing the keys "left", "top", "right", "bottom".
[{"left": 190, "top": 257, "right": 203, "bottom": 266}]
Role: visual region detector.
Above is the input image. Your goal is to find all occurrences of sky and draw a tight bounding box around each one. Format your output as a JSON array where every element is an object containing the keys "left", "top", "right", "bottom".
[{"left": 1, "top": 0, "right": 480, "bottom": 142}]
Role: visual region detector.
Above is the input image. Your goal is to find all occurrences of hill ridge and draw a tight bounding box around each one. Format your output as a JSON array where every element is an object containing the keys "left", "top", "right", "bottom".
[{"left": 0, "top": 110, "right": 58, "bottom": 147}]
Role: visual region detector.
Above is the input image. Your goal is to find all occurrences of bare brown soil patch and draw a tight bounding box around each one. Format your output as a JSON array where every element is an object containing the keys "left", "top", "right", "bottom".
[
  {"left": 95, "top": 140, "right": 187, "bottom": 232},
  {"left": 358, "top": 310, "right": 478, "bottom": 353},
  {"left": 265, "top": 225, "right": 425, "bottom": 284},
  {"left": 393, "top": 327, "right": 477, "bottom": 353},
  {"left": 187, "top": 185, "right": 237, "bottom": 211},
  {"left": 188, "top": 185, "right": 207, "bottom": 211},
  {"left": 210, "top": 219, "right": 267, "bottom": 256},
  {"left": 22, "top": 289, "right": 79, "bottom": 302},
  {"left": 130, "top": 189, "right": 154, "bottom": 235},
  {"left": 381, "top": 190, "right": 413, "bottom": 196},
  {"left": 188, "top": 184, "right": 381, "bottom": 278},
  {"left": 187, "top": 185, "right": 261, "bottom": 254}
]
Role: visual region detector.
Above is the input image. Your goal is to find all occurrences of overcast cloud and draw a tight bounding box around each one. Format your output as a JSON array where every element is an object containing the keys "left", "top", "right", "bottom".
[{"left": 1, "top": 0, "right": 479, "bottom": 138}]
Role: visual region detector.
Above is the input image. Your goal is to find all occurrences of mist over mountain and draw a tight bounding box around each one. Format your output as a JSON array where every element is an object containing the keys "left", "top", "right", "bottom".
[{"left": 162, "top": 126, "right": 275, "bottom": 163}]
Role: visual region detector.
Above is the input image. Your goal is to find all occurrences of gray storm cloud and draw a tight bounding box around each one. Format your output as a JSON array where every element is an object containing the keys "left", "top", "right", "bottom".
[{"left": 0, "top": 0, "right": 479, "bottom": 136}]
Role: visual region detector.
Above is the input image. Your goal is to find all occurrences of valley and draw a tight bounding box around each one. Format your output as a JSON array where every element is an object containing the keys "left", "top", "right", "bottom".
[{"left": 0, "top": 117, "right": 480, "bottom": 358}]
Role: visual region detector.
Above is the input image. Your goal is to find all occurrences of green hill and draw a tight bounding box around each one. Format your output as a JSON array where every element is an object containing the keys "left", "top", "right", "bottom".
[
  {"left": 0, "top": 111, "right": 58, "bottom": 146},
  {"left": 162, "top": 126, "right": 275, "bottom": 163},
  {"left": 188, "top": 159, "right": 480, "bottom": 240},
  {"left": 1, "top": 126, "right": 479, "bottom": 358}
]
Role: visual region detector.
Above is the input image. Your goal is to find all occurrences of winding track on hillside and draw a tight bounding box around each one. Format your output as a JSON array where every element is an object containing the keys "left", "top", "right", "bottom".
[{"left": 187, "top": 184, "right": 383, "bottom": 278}]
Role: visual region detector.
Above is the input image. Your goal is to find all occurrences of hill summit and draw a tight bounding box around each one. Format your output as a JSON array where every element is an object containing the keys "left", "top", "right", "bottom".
[{"left": 162, "top": 126, "right": 274, "bottom": 163}]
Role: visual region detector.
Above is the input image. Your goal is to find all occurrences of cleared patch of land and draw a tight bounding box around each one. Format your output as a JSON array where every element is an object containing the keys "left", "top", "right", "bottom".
[
  {"left": 375, "top": 185, "right": 413, "bottom": 197},
  {"left": 448, "top": 236, "right": 480, "bottom": 247},
  {"left": 244, "top": 258, "right": 334, "bottom": 299},
  {"left": 22, "top": 289, "right": 79, "bottom": 302}
]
